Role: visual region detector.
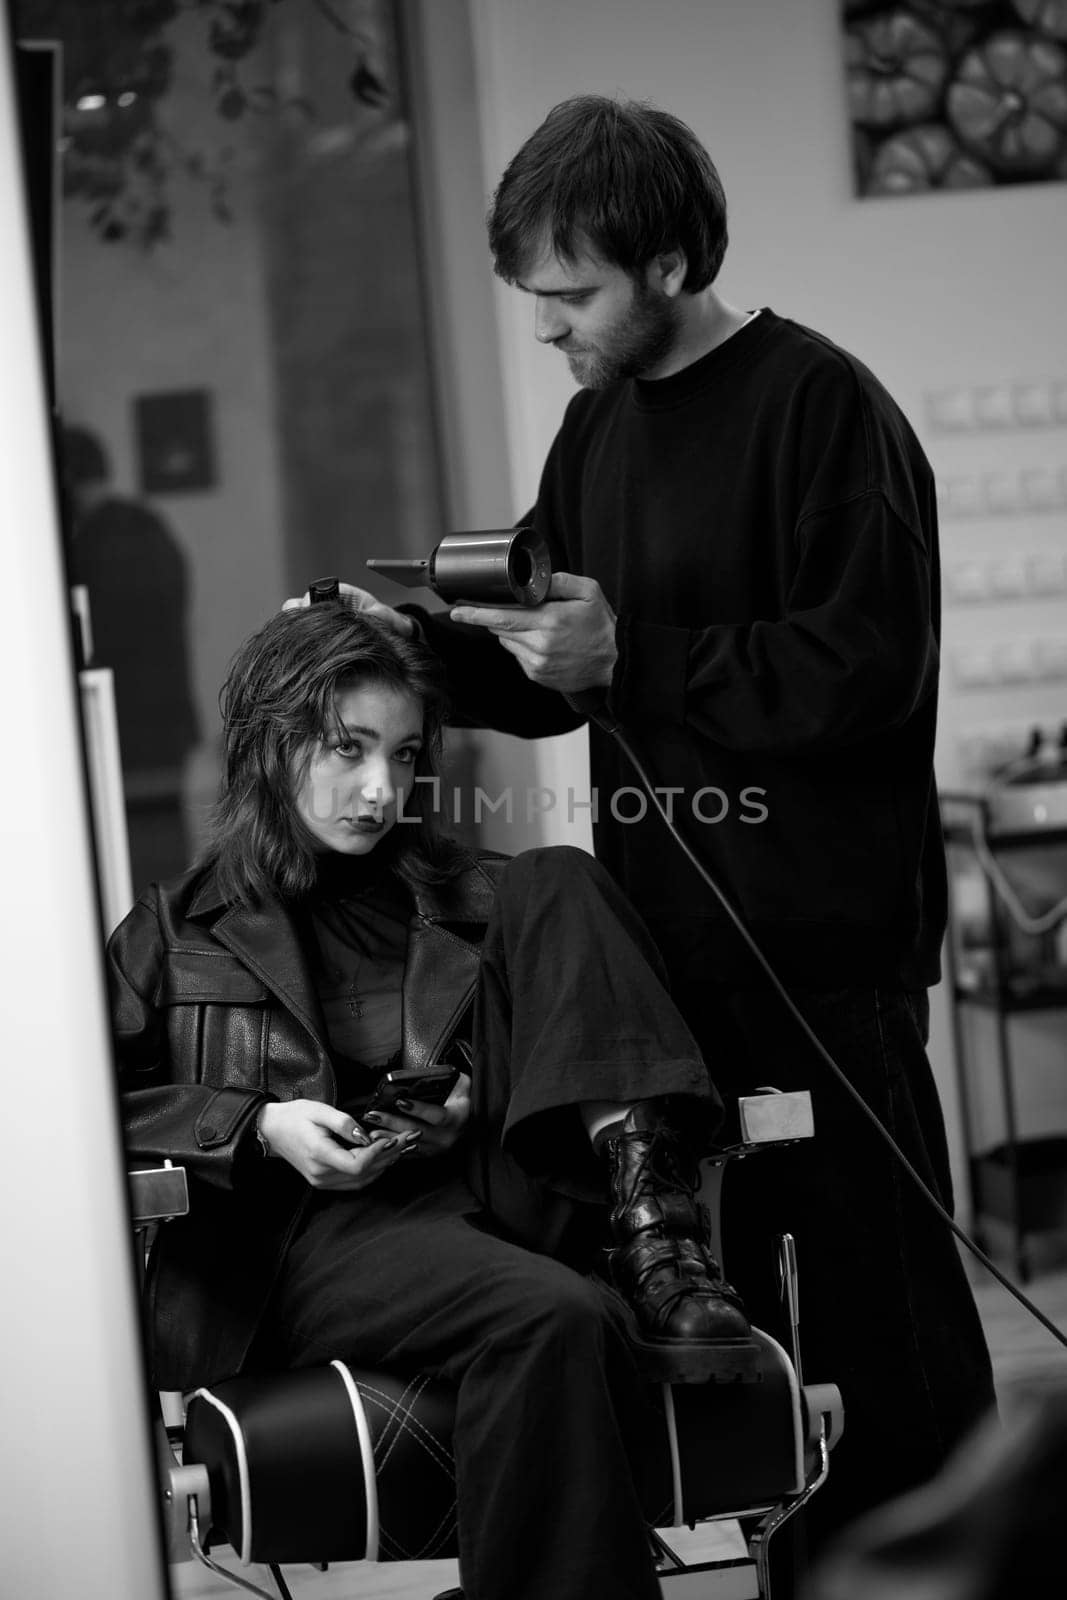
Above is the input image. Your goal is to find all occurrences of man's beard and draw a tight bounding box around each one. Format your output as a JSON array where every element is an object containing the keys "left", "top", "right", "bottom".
[{"left": 563, "top": 280, "right": 679, "bottom": 389}]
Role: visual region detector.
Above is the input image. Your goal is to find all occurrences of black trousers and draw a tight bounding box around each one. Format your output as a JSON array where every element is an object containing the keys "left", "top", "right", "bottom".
[
  {"left": 259, "top": 848, "right": 708, "bottom": 1600},
  {"left": 670, "top": 975, "right": 998, "bottom": 1560}
]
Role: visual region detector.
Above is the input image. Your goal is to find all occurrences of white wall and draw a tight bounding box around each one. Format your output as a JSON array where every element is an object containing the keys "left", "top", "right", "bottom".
[
  {"left": 454, "top": 0, "right": 1067, "bottom": 1220},
  {"left": 403, "top": 0, "right": 569, "bottom": 856},
  {"left": 467, "top": 0, "right": 1067, "bottom": 514}
]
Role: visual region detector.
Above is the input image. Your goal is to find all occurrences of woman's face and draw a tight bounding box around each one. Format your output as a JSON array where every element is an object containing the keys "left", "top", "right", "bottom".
[{"left": 293, "top": 680, "right": 425, "bottom": 856}]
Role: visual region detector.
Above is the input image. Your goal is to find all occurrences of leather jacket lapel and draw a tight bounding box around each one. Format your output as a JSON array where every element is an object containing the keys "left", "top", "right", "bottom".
[
  {"left": 211, "top": 897, "right": 329, "bottom": 1056},
  {"left": 192, "top": 852, "right": 506, "bottom": 1077},
  {"left": 401, "top": 861, "right": 502, "bottom": 1071},
  {"left": 401, "top": 915, "right": 481, "bottom": 1072}
]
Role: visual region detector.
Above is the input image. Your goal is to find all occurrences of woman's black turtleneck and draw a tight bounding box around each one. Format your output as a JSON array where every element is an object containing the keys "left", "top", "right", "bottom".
[{"left": 299, "top": 849, "right": 412, "bottom": 1112}]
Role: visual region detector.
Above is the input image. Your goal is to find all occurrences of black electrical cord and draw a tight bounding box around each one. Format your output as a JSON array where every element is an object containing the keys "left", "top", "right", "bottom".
[{"left": 580, "top": 697, "right": 1067, "bottom": 1356}]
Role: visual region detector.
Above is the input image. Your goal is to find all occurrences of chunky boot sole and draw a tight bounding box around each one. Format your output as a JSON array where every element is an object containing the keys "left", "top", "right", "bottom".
[{"left": 608, "top": 1292, "right": 762, "bottom": 1384}]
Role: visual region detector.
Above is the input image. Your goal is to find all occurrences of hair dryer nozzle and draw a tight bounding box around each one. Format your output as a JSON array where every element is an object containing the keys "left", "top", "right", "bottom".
[
  {"left": 363, "top": 559, "right": 432, "bottom": 591},
  {"left": 367, "top": 527, "right": 550, "bottom": 608}
]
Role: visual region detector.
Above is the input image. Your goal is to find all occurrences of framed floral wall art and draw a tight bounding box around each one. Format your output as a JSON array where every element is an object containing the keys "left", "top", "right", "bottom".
[{"left": 841, "top": 1, "right": 1067, "bottom": 197}]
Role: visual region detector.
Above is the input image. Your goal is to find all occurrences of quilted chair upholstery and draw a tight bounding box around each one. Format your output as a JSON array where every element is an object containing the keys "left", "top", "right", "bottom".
[{"left": 182, "top": 1327, "right": 827, "bottom": 1570}]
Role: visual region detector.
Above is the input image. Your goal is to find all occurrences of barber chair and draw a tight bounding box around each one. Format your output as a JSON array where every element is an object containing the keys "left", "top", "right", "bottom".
[{"left": 132, "top": 1090, "right": 843, "bottom": 1600}]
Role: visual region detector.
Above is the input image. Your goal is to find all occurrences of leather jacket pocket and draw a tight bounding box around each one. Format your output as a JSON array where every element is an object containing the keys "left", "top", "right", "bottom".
[
  {"left": 160, "top": 951, "right": 268, "bottom": 1006},
  {"left": 160, "top": 951, "right": 269, "bottom": 1088}
]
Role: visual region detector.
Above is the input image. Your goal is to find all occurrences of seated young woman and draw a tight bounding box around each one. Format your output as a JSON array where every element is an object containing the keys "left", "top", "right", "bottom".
[{"left": 109, "top": 601, "right": 753, "bottom": 1600}]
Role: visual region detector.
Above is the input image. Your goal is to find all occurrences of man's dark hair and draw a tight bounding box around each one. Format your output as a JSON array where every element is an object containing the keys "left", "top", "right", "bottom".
[
  {"left": 487, "top": 95, "right": 728, "bottom": 291},
  {"left": 202, "top": 604, "right": 464, "bottom": 906}
]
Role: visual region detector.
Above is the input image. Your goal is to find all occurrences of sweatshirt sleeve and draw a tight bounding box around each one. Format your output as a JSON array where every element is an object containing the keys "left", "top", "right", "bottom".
[
  {"left": 410, "top": 607, "right": 585, "bottom": 737},
  {"left": 108, "top": 894, "right": 270, "bottom": 1189},
  {"left": 613, "top": 489, "right": 938, "bottom": 756}
]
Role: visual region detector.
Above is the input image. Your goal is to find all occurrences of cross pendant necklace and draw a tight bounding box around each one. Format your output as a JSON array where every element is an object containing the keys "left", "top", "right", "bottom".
[{"left": 347, "top": 976, "right": 364, "bottom": 1020}]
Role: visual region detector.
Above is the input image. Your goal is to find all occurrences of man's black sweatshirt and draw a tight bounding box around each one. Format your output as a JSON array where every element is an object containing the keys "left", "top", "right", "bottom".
[{"left": 412, "top": 309, "right": 946, "bottom": 993}]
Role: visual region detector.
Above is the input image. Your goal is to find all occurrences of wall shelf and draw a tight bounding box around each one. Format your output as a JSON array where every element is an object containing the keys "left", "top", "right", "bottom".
[{"left": 941, "top": 790, "right": 1067, "bottom": 1281}]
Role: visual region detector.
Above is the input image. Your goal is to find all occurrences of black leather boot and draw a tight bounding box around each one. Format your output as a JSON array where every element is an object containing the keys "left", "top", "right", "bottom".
[{"left": 602, "top": 1102, "right": 759, "bottom": 1384}]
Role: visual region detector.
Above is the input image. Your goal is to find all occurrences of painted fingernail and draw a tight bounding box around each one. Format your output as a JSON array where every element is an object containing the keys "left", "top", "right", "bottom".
[
  {"left": 363, "top": 1111, "right": 382, "bottom": 1124},
  {"left": 394, "top": 1098, "right": 414, "bottom": 1111},
  {"left": 402, "top": 1129, "right": 422, "bottom": 1143}
]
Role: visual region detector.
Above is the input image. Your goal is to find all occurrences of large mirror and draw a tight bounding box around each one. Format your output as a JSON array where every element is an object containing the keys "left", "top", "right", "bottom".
[
  {"left": 14, "top": 0, "right": 457, "bottom": 901},
  {"left": 8, "top": 7, "right": 507, "bottom": 1592},
  {"left": 18, "top": 5, "right": 1062, "bottom": 1592}
]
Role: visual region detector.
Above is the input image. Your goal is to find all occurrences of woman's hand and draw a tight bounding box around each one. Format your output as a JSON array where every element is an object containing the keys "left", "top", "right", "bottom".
[
  {"left": 361, "top": 1072, "right": 472, "bottom": 1159},
  {"left": 257, "top": 1099, "right": 418, "bottom": 1191}
]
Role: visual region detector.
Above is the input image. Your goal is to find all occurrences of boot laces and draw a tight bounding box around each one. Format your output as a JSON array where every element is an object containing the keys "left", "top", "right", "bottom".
[{"left": 616, "top": 1123, "right": 693, "bottom": 1211}]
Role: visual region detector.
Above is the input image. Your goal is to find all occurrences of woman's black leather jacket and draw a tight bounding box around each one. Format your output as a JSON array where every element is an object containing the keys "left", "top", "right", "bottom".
[{"left": 108, "top": 849, "right": 505, "bottom": 1390}]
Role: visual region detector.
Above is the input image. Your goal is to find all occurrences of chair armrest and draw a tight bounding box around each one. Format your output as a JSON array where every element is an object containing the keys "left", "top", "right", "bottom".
[
  {"left": 128, "top": 1162, "right": 189, "bottom": 1226},
  {"left": 737, "top": 1089, "right": 814, "bottom": 1146},
  {"left": 802, "top": 1382, "right": 845, "bottom": 1456}
]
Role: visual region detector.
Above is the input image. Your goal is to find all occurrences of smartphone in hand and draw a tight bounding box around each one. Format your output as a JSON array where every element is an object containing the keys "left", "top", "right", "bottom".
[{"left": 365, "top": 1066, "right": 460, "bottom": 1117}]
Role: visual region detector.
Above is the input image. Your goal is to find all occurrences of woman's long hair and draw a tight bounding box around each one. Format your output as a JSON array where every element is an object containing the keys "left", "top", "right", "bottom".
[{"left": 201, "top": 604, "right": 465, "bottom": 906}]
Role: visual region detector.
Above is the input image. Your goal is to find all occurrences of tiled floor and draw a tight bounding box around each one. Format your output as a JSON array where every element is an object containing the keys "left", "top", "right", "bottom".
[
  {"left": 170, "top": 1523, "right": 749, "bottom": 1600},
  {"left": 172, "top": 1556, "right": 462, "bottom": 1598},
  {"left": 970, "top": 1255, "right": 1067, "bottom": 1406},
  {"left": 170, "top": 1509, "right": 748, "bottom": 1599},
  {"left": 169, "top": 1253, "right": 1067, "bottom": 1600}
]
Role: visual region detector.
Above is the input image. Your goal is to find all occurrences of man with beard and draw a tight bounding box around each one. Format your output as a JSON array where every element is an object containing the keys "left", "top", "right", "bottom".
[{"left": 312, "top": 96, "right": 996, "bottom": 1579}]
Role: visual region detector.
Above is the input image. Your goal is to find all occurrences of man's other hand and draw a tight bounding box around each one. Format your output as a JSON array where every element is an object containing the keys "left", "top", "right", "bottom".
[{"left": 283, "top": 582, "right": 415, "bottom": 638}]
